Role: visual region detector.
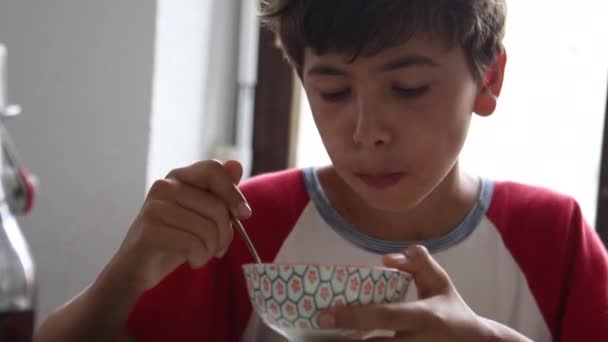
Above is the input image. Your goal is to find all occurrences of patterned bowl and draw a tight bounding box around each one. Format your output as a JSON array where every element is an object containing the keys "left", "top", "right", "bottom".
[{"left": 242, "top": 263, "right": 412, "bottom": 340}]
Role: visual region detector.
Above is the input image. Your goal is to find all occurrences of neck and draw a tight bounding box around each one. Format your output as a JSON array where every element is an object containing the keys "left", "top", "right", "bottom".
[{"left": 319, "top": 163, "right": 480, "bottom": 242}]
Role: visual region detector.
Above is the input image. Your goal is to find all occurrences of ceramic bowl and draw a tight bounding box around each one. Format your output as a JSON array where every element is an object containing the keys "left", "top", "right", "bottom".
[{"left": 242, "top": 263, "right": 412, "bottom": 340}]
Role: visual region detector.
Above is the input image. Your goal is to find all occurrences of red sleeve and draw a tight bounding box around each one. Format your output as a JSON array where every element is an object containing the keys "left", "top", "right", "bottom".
[
  {"left": 124, "top": 169, "right": 309, "bottom": 341},
  {"left": 125, "top": 259, "right": 234, "bottom": 342},
  {"left": 488, "top": 182, "right": 608, "bottom": 342},
  {"left": 557, "top": 201, "right": 608, "bottom": 341}
]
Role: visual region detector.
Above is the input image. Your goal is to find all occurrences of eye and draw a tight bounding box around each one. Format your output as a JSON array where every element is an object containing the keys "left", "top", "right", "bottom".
[
  {"left": 392, "top": 85, "right": 430, "bottom": 98},
  {"left": 319, "top": 89, "right": 351, "bottom": 102}
]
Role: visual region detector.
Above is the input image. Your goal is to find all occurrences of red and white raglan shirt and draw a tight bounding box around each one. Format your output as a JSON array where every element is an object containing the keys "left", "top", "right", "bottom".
[{"left": 126, "top": 168, "right": 608, "bottom": 341}]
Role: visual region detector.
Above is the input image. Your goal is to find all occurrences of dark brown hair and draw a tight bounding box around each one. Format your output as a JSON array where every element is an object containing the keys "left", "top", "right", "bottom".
[{"left": 259, "top": 0, "right": 506, "bottom": 82}]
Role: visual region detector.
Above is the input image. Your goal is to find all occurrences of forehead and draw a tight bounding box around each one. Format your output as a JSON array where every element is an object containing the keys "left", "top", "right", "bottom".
[{"left": 302, "top": 33, "right": 461, "bottom": 74}]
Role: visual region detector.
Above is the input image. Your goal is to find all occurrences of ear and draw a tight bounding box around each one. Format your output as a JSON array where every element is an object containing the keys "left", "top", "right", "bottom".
[{"left": 473, "top": 50, "right": 507, "bottom": 116}]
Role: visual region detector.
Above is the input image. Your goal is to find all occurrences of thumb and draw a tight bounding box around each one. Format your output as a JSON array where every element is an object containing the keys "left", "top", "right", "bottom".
[
  {"left": 383, "top": 245, "right": 452, "bottom": 299},
  {"left": 223, "top": 160, "right": 244, "bottom": 185}
]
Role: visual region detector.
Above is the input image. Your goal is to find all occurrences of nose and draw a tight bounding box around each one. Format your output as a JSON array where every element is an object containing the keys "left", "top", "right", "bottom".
[{"left": 352, "top": 101, "right": 392, "bottom": 148}]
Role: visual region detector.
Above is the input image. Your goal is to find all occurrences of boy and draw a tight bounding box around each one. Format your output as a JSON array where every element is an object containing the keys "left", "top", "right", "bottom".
[{"left": 36, "top": 1, "right": 608, "bottom": 341}]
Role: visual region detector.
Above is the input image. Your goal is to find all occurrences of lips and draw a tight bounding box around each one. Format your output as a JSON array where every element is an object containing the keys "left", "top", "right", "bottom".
[{"left": 355, "top": 172, "right": 404, "bottom": 189}]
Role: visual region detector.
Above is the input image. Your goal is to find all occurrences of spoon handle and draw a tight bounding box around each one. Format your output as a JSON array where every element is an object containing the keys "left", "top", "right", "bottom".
[{"left": 230, "top": 213, "right": 262, "bottom": 264}]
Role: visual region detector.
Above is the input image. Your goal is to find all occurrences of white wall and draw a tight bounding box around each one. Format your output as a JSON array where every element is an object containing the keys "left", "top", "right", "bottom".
[
  {"left": 0, "top": 0, "right": 157, "bottom": 324},
  {"left": 146, "top": 0, "right": 213, "bottom": 186},
  {"left": 0, "top": 0, "right": 251, "bottom": 326},
  {"left": 146, "top": 0, "right": 242, "bottom": 186}
]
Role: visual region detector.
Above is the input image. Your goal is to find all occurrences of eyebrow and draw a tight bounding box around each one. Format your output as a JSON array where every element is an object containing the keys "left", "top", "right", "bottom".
[
  {"left": 380, "top": 54, "right": 440, "bottom": 71},
  {"left": 306, "top": 64, "right": 348, "bottom": 77},
  {"left": 306, "top": 54, "right": 440, "bottom": 77}
]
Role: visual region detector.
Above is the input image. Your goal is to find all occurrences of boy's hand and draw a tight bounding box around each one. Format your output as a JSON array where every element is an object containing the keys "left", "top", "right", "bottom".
[
  {"left": 103, "top": 160, "right": 251, "bottom": 294},
  {"left": 317, "top": 245, "right": 532, "bottom": 342}
]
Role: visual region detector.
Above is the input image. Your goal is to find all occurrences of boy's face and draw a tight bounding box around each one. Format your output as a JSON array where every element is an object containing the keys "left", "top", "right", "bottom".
[{"left": 302, "top": 33, "right": 504, "bottom": 211}]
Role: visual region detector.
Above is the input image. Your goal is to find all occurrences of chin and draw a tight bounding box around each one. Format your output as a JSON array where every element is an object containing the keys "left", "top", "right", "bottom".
[{"left": 347, "top": 176, "right": 429, "bottom": 213}]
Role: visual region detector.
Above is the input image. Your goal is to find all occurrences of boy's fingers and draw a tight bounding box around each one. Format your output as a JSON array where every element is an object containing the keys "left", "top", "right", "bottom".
[
  {"left": 144, "top": 199, "right": 223, "bottom": 255},
  {"left": 366, "top": 331, "right": 424, "bottom": 342},
  {"left": 146, "top": 179, "right": 234, "bottom": 256},
  {"left": 223, "top": 159, "right": 244, "bottom": 184},
  {"left": 318, "top": 302, "right": 430, "bottom": 331},
  {"left": 167, "top": 160, "right": 251, "bottom": 219},
  {"left": 383, "top": 245, "right": 452, "bottom": 299},
  {"left": 147, "top": 223, "right": 208, "bottom": 269}
]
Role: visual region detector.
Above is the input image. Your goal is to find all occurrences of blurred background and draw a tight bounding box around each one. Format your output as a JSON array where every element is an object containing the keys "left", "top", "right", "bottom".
[{"left": 0, "top": 0, "right": 606, "bottom": 326}]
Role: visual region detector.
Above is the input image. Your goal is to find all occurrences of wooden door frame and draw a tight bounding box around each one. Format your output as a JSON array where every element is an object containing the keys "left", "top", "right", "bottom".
[
  {"left": 595, "top": 78, "right": 608, "bottom": 248},
  {"left": 250, "top": 27, "right": 295, "bottom": 175}
]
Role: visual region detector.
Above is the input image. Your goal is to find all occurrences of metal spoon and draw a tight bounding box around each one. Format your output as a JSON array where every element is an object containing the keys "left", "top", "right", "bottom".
[{"left": 230, "top": 213, "right": 262, "bottom": 264}]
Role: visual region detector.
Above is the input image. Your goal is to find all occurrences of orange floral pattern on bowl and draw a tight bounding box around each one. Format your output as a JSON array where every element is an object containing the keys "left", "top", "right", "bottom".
[{"left": 243, "top": 264, "right": 411, "bottom": 330}]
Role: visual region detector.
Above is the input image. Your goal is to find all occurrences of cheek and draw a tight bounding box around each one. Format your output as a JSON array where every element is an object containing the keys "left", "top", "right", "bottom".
[
  {"left": 308, "top": 100, "right": 353, "bottom": 149},
  {"left": 435, "top": 97, "right": 474, "bottom": 162},
  {"left": 402, "top": 86, "right": 475, "bottom": 163},
  {"left": 439, "top": 84, "right": 477, "bottom": 145}
]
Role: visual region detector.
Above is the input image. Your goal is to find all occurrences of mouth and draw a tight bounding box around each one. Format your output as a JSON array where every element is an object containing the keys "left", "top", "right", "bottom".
[{"left": 355, "top": 172, "right": 404, "bottom": 189}]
